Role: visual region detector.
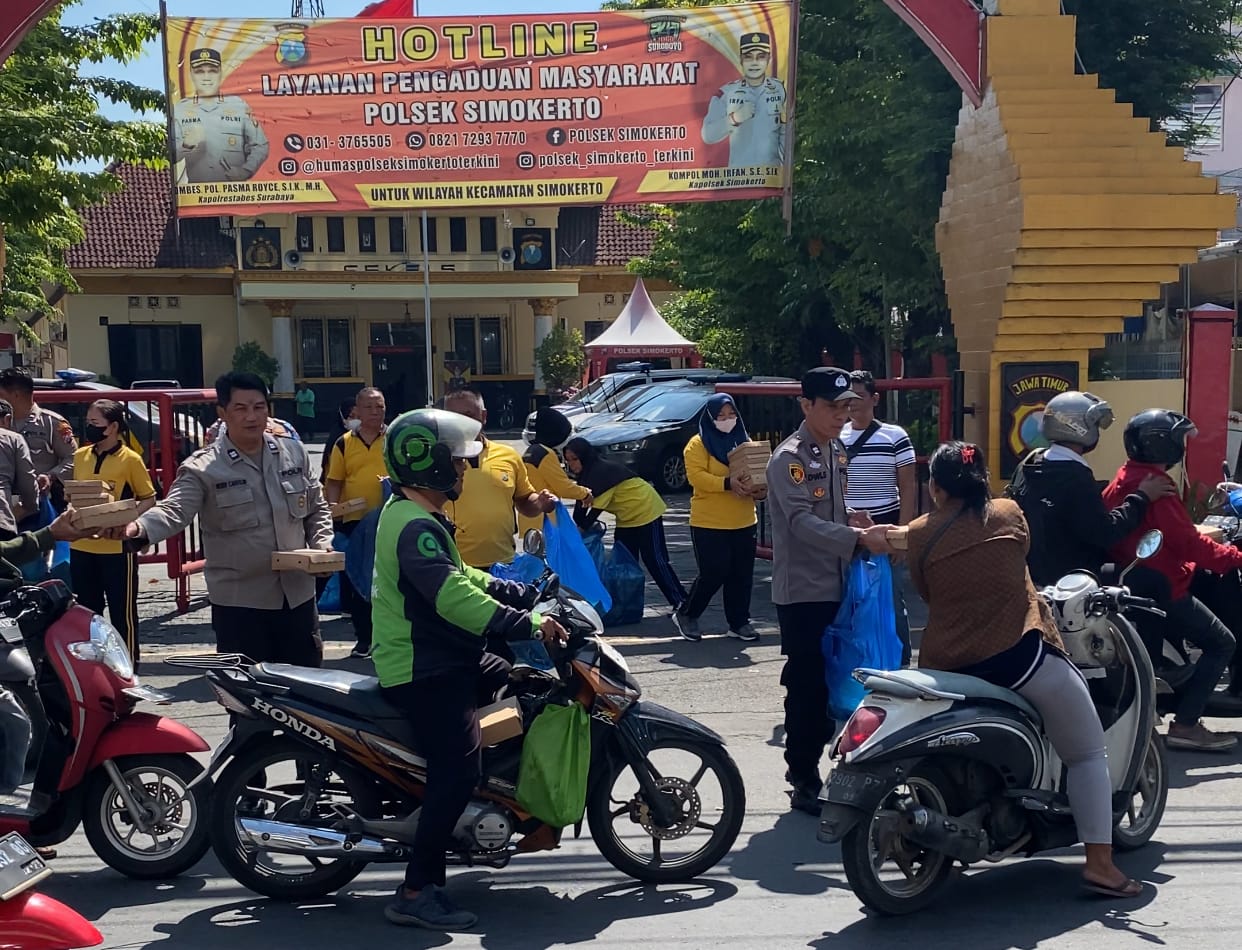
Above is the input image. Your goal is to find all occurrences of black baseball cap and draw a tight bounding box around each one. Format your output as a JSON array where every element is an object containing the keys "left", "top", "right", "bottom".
[{"left": 801, "top": 367, "right": 857, "bottom": 403}]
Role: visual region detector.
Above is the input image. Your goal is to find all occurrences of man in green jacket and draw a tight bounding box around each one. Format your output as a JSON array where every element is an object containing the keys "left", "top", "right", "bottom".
[{"left": 371, "top": 407, "right": 566, "bottom": 931}]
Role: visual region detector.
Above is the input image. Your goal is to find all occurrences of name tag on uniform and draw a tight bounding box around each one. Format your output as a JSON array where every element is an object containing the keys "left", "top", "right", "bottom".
[{"left": 214, "top": 479, "right": 247, "bottom": 489}]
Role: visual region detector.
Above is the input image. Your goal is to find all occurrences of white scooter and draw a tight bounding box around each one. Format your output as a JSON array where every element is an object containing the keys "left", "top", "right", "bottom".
[{"left": 817, "top": 530, "right": 1170, "bottom": 915}]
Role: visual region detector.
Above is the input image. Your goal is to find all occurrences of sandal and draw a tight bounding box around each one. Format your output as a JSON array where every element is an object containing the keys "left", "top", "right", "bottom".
[
  {"left": 1082, "top": 876, "right": 1144, "bottom": 899},
  {"left": 35, "top": 846, "right": 57, "bottom": 860}
]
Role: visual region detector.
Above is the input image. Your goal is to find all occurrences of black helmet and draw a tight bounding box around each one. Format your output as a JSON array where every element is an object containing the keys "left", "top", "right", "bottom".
[
  {"left": 384, "top": 408, "right": 483, "bottom": 495},
  {"left": 1122, "top": 409, "right": 1197, "bottom": 467}
]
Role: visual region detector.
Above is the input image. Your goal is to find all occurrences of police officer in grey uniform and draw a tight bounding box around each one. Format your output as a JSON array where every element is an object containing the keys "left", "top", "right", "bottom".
[
  {"left": 701, "top": 31, "right": 787, "bottom": 167},
  {"left": 0, "top": 400, "right": 38, "bottom": 540},
  {"left": 117, "top": 372, "right": 332, "bottom": 666},
  {"left": 174, "top": 48, "right": 270, "bottom": 183},
  {"left": 0, "top": 369, "right": 76, "bottom": 514},
  {"left": 766, "top": 367, "right": 891, "bottom": 814}
]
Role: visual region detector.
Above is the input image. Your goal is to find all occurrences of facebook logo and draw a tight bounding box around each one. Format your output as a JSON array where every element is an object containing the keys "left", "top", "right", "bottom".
[{"left": 545, "top": 127, "right": 567, "bottom": 147}]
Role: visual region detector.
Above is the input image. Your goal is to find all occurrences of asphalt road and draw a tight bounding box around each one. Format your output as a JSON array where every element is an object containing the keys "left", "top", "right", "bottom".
[{"left": 32, "top": 440, "right": 1242, "bottom": 948}]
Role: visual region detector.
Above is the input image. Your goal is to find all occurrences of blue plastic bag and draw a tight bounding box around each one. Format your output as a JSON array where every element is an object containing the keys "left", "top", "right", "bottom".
[
  {"left": 318, "top": 530, "right": 352, "bottom": 612},
  {"left": 542, "top": 503, "right": 611, "bottom": 613},
  {"left": 602, "top": 540, "right": 645, "bottom": 627},
  {"left": 490, "top": 553, "right": 544, "bottom": 585},
  {"left": 582, "top": 524, "right": 607, "bottom": 577},
  {"left": 823, "top": 555, "right": 902, "bottom": 721},
  {"left": 343, "top": 479, "right": 394, "bottom": 602},
  {"left": 20, "top": 497, "right": 57, "bottom": 584}
]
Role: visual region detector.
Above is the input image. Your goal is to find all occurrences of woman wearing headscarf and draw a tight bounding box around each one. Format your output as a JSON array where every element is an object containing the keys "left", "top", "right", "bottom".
[
  {"left": 673, "top": 394, "right": 763, "bottom": 642},
  {"left": 564, "top": 436, "right": 688, "bottom": 611},
  {"left": 519, "top": 408, "right": 592, "bottom": 537}
]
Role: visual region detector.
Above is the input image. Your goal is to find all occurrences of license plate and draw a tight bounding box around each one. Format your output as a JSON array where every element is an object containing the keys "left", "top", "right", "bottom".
[
  {"left": 825, "top": 769, "right": 877, "bottom": 805},
  {"left": 123, "top": 685, "right": 173, "bottom": 705},
  {"left": 0, "top": 833, "right": 52, "bottom": 901}
]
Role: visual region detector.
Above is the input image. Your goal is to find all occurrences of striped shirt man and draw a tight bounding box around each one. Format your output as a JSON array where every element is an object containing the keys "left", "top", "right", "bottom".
[{"left": 841, "top": 372, "right": 917, "bottom": 524}]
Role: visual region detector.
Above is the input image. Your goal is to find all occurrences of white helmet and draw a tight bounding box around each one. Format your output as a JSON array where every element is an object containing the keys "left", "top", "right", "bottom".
[{"left": 1041, "top": 391, "right": 1114, "bottom": 449}]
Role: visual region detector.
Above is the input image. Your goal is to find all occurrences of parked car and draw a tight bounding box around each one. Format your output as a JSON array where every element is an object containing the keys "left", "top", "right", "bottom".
[
  {"left": 571, "top": 380, "right": 696, "bottom": 435},
  {"left": 522, "top": 366, "right": 746, "bottom": 443}
]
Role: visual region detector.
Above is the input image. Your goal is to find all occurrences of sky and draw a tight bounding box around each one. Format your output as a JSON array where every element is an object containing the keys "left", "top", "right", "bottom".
[{"left": 64, "top": 0, "right": 605, "bottom": 123}]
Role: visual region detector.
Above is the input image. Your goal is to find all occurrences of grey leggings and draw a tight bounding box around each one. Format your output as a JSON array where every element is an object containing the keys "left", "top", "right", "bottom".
[{"left": 1015, "top": 650, "right": 1113, "bottom": 844}]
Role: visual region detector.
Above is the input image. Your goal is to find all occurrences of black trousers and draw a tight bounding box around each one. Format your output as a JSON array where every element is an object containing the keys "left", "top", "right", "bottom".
[
  {"left": 381, "top": 653, "right": 512, "bottom": 890},
  {"left": 683, "top": 525, "right": 756, "bottom": 630},
  {"left": 211, "top": 597, "right": 323, "bottom": 668},
  {"left": 70, "top": 550, "right": 139, "bottom": 662},
  {"left": 614, "top": 518, "right": 688, "bottom": 609},
  {"left": 776, "top": 601, "right": 840, "bottom": 790},
  {"left": 336, "top": 521, "right": 373, "bottom": 651}
]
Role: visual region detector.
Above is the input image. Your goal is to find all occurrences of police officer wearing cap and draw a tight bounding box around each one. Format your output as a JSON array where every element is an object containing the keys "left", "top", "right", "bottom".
[
  {"left": 174, "top": 48, "right": 270, "bottom": 183},
  {"left": 116, "top": 372, "right": 331, "bottom": 665},
  {"left": 0, "top": 369, "right": 77, "bottom": 513},
  {"left": 701, "top": 31, "right": 787, "bottom": 167},
  {"left": 766, "top": 367, "right": 891, "bottom": 815}
]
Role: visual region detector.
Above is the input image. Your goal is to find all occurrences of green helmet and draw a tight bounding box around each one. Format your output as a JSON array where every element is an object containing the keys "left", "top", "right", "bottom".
[{"left": 384, "top": 408, "right": 483, "bottom": 495}]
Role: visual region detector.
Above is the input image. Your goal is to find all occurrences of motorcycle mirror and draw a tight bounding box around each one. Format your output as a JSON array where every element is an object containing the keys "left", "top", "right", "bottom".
[
  {"left": 522, "top": 528, "right": 546, "bottom": 558},
  {"left": 1119, "top": 530, "right": 1163, "bottom": 586}
]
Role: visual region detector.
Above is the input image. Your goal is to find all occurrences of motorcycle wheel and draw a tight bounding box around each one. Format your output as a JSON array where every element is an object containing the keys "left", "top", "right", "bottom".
[
  {"left": 587, "top": 737, "right": 745, "bottom": 883},
  {"left": 209, "top": 737, "right": 366, "bottom": 900},
  {"left": 1113, "top": 729, "right": 1168, "bottom": 851},
  {"left": 82, "top": 753, "right": 211, "bottom": 879},
  {"left": 840, "top": 764, "right": 959, "bottom": 916}
]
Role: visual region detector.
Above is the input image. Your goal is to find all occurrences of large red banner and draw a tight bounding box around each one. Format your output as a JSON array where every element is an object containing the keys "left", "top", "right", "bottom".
[{"left": 164, "top": 5, "right": 793, "bottom": 216}]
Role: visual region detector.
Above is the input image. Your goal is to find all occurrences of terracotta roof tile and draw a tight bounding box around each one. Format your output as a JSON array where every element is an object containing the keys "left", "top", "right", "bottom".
[
  {"left": 65, "top": 163, "right": 235, "bottom": 271},
  {"left": 593, "top": 204, "right": 658, "bottom": 267}
]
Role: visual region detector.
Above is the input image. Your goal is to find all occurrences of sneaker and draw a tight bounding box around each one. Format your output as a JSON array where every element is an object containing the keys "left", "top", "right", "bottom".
[
  {"left": 671, "top": 610, "right": 701, "bottom": 642},
  {"left": 1166, "top": 722, "right": 1238, "bottom": 752},
  {"left": 728, "top": 623, "right": 760, "bottom": 642},
  {"left": 350, "top": 645, "right": 372, "bottom": 659},
  {"left": 384, "top": 885, "right": 478, "bottom": 931}
]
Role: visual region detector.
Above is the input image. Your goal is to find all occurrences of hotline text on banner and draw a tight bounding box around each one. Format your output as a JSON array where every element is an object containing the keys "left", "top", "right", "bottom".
[{"left": 165, "top": 4, "right": 792, "bottom": 216}]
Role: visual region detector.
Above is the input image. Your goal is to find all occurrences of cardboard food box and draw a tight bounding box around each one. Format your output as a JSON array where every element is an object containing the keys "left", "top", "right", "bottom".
[
  {"left": 887, "top": 526, "right": 910, "bottom": 551},
  {"left": 1197, "top": 523, "right": 1225, "bottom": 542},
  {"left": 271, "top": 548, "right": 346, "bottom": 574},
  {"left": 477, "top": 697, "right": 524, "bottom": 746},
  {"left": 69, "top": 498, "right": 138, "bottom": 530},
  {"left": 64, "top": 480, "right": 113, "bottom": 493},
  {"left": 330, "top": 497, "right": 369, "bottom": 520},
  {"left": 67, "top": 492, "right": 114, "bottom": 508},
  {"left": 727, "top": 441, "right": 773, "bottom": 487}
]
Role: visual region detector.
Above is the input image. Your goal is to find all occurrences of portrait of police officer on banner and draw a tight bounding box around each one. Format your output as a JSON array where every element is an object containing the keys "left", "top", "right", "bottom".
[
  {"left": 701, "top": 31, "right": 787, "bottom": 168},
  {"left": 173, "top": 47, "right": 270, "bottom": 184}
]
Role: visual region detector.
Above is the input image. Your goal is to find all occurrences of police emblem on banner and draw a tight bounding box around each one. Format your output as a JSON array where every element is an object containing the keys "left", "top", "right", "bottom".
[
  {"left": 514, "top": 228, "right": 552, "bottom": 271},
  {"left": 240, "top": 226, "right": 282, "bottom": 270},
  {"left": 274, "top": 22, "right": 309, "bottom": 66}
]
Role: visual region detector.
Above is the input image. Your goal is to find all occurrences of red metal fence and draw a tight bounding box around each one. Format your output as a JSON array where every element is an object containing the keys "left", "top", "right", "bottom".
[
  {"left": 32, "top": 388, "right": 218, "bottom": 612},
  {"left": 717, "top": 378, "right": 956, "bottom": 559}
]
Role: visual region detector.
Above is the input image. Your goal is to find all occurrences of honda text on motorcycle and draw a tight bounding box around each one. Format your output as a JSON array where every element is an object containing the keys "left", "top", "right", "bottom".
[
  {"left": 817, "top": 531, "right": 1169, "bottom": 914},
  {"left": 0, "top": 581, "right": 211, "bottom": 877},
  {"left": 169, "top": 530, "right": 746, "bottom": 900}
]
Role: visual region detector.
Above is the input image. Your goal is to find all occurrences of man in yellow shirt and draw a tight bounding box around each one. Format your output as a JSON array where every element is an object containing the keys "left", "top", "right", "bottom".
[
  {"left": 442, "top": 389, "right": 557, "bottom": 569},
  {"left": 325, "top": 387, "right": 387, "bottom": 657}
]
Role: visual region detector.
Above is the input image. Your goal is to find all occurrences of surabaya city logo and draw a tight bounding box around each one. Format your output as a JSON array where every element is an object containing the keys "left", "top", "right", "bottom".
[
  {"left": 646, "top": 15, "right": 686, "bottom": 54},
  {"left": 274, "top": 21, "right": 309, "bottom": 66}
]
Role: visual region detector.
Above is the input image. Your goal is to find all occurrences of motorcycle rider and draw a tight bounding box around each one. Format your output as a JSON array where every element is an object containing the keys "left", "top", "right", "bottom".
[
  {"left": 370, "top": 408, "right": 568, "bottom": 931},
  {"left": 1007, "top": 391, "right": 1175, "bottom": 585},
  {"left": 1102, "top": 409, "right": 1242, "bottom": 752}
]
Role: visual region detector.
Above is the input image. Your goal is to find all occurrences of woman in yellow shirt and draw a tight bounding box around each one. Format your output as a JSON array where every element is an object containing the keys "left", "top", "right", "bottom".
[
  {"left": 69, "top": 400, "right": 156, "bottom": 661},
  {"left": 674, "top": 395, "right": 764, "bottom": 642},
  {"left": 519, "top": 408, "right": 592, "bottom": 537},
  {"left": 564, "top": 436, "right": 687, "bottom": 612}
]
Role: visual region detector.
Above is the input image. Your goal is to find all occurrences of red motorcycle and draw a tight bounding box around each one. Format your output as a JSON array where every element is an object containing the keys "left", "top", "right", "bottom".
[
  {"left": 0, "top": 832, "right": 101, "bottom": 950},
  {"left": 0, "top": 581, "right": 211, "bottom": 877}
]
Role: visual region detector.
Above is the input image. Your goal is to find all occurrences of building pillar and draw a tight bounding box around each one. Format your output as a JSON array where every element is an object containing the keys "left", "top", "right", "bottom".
[
  {"left": 267, "top": 300, "right": 295, "bottom": 396},
  {"left": 1185, "top": 303, "right": 1236, "bottom": 492},
  {"left": 528, "top": 297, "right": 559, "bottom": 392}
]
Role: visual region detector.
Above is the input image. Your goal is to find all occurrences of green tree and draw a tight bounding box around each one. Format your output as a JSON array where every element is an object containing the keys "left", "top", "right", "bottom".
[
  {"left": 232, "top": 342, "right": 280, "bottom": 388},
  {"left": 535, "top": 325, "right": 588, "bottom": 394},
  {"left": 661, "top": 289, "right": 751, "bottom": 372},
  {"left": 613, "top": 0, "right": 1239, "bottom": 375},
  {"left": 1, "top": 4, "right": 164, "bottom": 334}
]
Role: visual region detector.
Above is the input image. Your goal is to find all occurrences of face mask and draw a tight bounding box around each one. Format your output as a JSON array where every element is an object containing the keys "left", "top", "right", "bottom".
[
  {"left": 345, "top": 418, "right": 362, "bottom": 432},
  {"left": 84, "top": 423, "right": 108, "bottom": 444},
  {"left": 714, "top": 417, "right": 738, "bottom": 434}
]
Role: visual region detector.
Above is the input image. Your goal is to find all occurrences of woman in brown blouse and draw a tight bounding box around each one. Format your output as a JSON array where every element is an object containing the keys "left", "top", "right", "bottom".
[{"left": 894, "top": 441, "right": 1142, "bottom": 899}]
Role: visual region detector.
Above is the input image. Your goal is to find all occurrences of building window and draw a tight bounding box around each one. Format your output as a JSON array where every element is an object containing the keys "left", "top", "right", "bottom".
[
  {"left": 449, "top": 217, "right": 467, "bottom": 253},
  {"left": 422, "top": 216, "right": 437, "bottom": 253},
  {"left": 358, "top": 217, "right": 376, "bottom": 253},
  {"left": 326, "top": 217, "right": 345, "bottom": 252},
  {"left": 299, "top": 317, "right": 354, "bottom": 377},
  {"left": 452, "top": 317, "right": 477, "bottom": 372},
  {"left": 452, "top": 316, "right": 505, "bottom": 375},
  {"left": 296, "top": 217, "right": 314, "bottom": 252},
  {"left": 1175, "top": 83, "right": 1225, "bottom": 150},
  {"left": 479, "top": 217, "right": 498, "bottom": 253},
  {"left": 479, "top": 317, "right": 502, "bottom": 374},
  {"left": 585, "top": 320, "right": 609, "bottom": 343},
  {"left": 389, "top": 216, "right": 405, "bottom": 254}
]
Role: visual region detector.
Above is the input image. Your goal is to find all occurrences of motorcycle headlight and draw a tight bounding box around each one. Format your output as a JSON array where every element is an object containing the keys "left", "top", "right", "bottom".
[
  {"left": 608, "top": 439, "right": 647, "bottom": 453},
  {"left": 69, "top": 615, "right": 134, "bottom": 681}
]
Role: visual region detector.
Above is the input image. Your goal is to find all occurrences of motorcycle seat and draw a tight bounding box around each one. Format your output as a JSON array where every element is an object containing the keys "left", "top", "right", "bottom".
[
  {"left": 251, "top": 663, "right": 402, "bottom": 720},
  {"left": 857, "top": 668, "right": 1042, "bottom": 727}
]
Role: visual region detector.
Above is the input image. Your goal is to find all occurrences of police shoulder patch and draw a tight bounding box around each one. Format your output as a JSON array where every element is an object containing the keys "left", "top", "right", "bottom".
[{"left": 788, "top": 463, "right": 805, "bottom": 485}]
